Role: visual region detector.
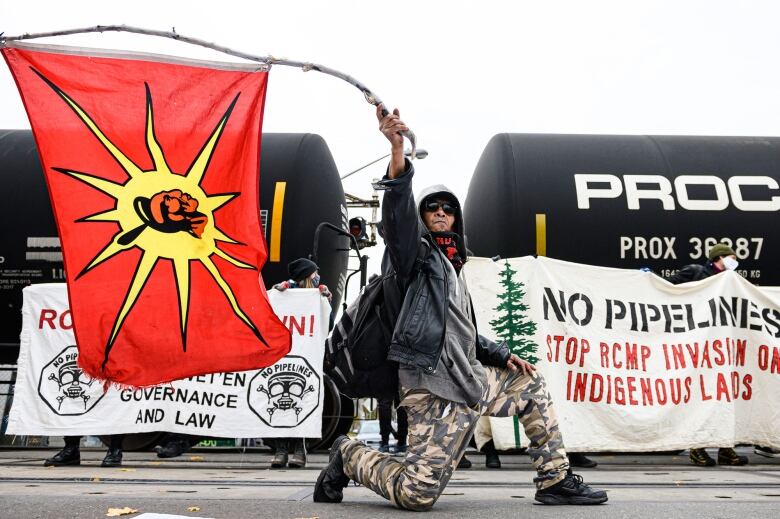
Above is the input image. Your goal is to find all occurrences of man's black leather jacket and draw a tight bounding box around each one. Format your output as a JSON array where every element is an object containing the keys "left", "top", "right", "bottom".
[{"left": 377, "top": 162, "right": 510, "bottom": 373}]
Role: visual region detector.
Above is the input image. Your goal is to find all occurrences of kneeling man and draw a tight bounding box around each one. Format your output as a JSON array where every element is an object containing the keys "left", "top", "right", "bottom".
[{"left": 315, "top": 106, "right": 607, "bottom": 510}]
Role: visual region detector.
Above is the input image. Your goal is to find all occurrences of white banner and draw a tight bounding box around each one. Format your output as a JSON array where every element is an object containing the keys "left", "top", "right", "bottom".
[
  {"left": 8, "top": 284, "right": 330, "bottom": 438},
  {"left": 465, "top": 256, "right": 780, "bottom": 451}
]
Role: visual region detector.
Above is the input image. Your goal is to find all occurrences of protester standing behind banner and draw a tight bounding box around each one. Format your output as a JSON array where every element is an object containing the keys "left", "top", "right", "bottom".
[
  {"left": 267, "top": 258, "right": 332, "bottom": 469},
  {"left": 378, "top": 396, "right": 407, "bottom": 455},
  {"left": 44, "top": 435, "right": 125, "bottom": 467},
  {"left": 10, "top": 283, "right": 328, "bottom": 440},
  {"left": 666, "top": 243, "right": 739, "bottom": 285},
  {"left": 665, "top": 242, "right": 748, "bottom": 467}
]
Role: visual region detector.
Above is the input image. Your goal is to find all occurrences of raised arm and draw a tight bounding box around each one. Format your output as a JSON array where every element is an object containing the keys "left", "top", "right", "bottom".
[
  {"left": 373, "top": 105, "right": 422, "bottom": 279},
  {"left": 377, "top": 104, "right": 408, "bottom": 179}
]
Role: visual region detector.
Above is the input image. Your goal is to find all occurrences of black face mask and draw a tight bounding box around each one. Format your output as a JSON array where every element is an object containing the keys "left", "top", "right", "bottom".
[{"left": 431, "top": 231, "right": 464, "bottom": 273}]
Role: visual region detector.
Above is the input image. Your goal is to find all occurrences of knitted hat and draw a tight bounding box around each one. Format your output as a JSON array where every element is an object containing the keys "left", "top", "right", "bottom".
[
  {"left": 288, "top": 258, "right": 318, "bottom": 281},
  {"left": 708, "top": 243, "right": 736, "bottom": 261}
]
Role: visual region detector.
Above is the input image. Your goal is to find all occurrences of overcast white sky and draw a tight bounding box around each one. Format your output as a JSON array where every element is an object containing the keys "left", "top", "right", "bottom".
[{"left": 4, "top": 0, "right": 780, "bottom": 206}]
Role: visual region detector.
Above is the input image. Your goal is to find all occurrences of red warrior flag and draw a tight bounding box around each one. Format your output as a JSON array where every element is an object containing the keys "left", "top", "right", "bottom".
[{"left": 2, "top": 42, "right": 291, "bottom": 386}]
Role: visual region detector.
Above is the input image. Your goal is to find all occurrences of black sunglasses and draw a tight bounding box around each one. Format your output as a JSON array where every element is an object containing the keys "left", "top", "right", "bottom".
[{"left": 424, "top": 200, "right": 457, "bottom": 215}]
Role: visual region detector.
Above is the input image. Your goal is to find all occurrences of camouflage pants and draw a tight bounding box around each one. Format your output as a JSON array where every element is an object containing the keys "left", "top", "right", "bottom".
[{"left": 340, "top": 366, "right": 569, "bottom": 511}]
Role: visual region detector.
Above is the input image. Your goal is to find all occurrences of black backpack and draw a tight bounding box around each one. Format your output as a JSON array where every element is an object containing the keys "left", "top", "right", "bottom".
[{"left": 325, "top": 243, "right": 428, "bottom": 399}]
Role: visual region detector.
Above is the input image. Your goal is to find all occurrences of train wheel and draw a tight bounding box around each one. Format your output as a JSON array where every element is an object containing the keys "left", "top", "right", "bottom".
[{"left": 307, "top": 374, "right": 355, "bottom": 451}]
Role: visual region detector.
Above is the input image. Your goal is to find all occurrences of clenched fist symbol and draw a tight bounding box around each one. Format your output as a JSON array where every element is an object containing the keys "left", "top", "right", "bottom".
[
  {"left": 149, "top": 190, "right": 208, "bottom": 238},
  {"left": 118, "top": 190, "right": 210, "bottom": 246}
]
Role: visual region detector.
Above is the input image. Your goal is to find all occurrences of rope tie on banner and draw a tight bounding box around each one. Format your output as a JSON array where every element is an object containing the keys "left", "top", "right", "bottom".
[{"left": 0, "top": 24, "right": 417, "bottom": 156}]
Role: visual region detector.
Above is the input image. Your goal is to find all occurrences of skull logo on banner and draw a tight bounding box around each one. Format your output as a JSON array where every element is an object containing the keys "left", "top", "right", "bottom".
[
  {"left": 38, "top": 345, "right": 105, "bottom": 415},
  {"left": 248, "top": 355, "right": 320, "bottom": 427}
]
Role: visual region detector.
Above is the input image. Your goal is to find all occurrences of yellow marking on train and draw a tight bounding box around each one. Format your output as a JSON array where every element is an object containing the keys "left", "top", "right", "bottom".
[
  {"left": 270, "top": 182, "right": 287, "bottom": 262},
  {"left": 535, "top": 213, "right": 547, "bottom": 256}
]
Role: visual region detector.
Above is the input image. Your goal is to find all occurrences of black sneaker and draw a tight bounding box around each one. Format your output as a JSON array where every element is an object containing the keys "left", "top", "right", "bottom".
[
  {"left": 534, "top": 472, "right": 608, "bottom": 505},
  {"left": 755, "top": 446, "right": 780, "bottom": 458},
  {"left": 718, "top": 448, "right": 748, "bottom": 466},
  {"left": 313, "top": 435, "right": 350, "bottom": 503},
  {"left": 101, "top": 448, "right": 123, "bottom": 467},
  {"left": 43, "top": 445, "right": 81, "bottom": 467},
  {"left": 457, "top": 455, "right": 472, "bottom": 469},
  {"left": 393, "top": 442, "right": 407, "bottom": 456},
  {"left": 569, "top": 452, "right": 598, "bottom": 468},
  {"left": 690, "top": 448, "right": 716, "bottom": 467}
]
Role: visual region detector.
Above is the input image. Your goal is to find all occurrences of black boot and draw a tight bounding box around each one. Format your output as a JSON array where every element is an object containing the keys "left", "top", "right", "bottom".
[
  {"left": 101, "top": 448, "right": 123, "bottom": 467},
  {"left": 569, "top": 452, "right": 598, "bottom": 468},
  {"left": 482, "top": 440, "right": 501, "bottom": 469},
  {"left": 44, "top": 443, "right": 81, "bottom": 467},
  {"left": 156, "top": 436, "right": 192, "bottom": 459},
  {"left": 534, "top": 471, "right": 608, "bottom": 505},
  {"left": 718, "top": 447, "right": 748, "bottom": 466},
  {"left": 102, "top": 435, "right": 124, "bottom": 467},
  {"left": 288, "top": 439, "right": 306, "bottom": 469},
  {"left": 313, "top": 436, "right": 351, "bottom": 503},
  {"left": 271, "top": 439, "right": 289, "bottom": 468},
  {"left": 690, "top": 448, "right": 716, "bottom": 467},
  {"left": 457, "top": 454, "right": 472, "bottom": 469}
]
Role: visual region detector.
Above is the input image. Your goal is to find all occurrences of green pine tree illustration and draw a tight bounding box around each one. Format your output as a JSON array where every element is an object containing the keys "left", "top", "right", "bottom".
[{"left": 489, "top": 260, "right": 539, "bottom": 364}]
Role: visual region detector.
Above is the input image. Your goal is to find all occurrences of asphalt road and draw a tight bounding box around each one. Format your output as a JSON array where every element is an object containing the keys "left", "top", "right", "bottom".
[{"left": 1, "top": 448, "right": 778, "bottom": 518}]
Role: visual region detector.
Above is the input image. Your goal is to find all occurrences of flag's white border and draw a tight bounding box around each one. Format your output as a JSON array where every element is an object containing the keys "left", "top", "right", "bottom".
[{"left": 5, "top": 41, "right": 269, "bottom": 72}]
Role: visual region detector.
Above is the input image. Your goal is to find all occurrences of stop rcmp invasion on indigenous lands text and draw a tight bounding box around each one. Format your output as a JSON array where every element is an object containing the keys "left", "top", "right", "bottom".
[{"left": 542, "top": 288, "right": 780, "bottom": 407}]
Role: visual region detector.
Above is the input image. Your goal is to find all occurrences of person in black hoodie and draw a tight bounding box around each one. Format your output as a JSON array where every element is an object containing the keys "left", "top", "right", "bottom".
[{"left": 313, "top": 106, "right": 607, "bottom": 510}]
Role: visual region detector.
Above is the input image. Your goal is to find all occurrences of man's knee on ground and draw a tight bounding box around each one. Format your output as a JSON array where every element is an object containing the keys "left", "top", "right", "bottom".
[{"left": 396, "top": 492, "right": 438, "bottom": 512}]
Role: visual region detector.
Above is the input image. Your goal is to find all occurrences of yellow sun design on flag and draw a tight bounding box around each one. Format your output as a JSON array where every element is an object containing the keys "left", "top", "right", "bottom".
[{"left": 33, "top": 69, "right": 268, "bottom": 369}]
